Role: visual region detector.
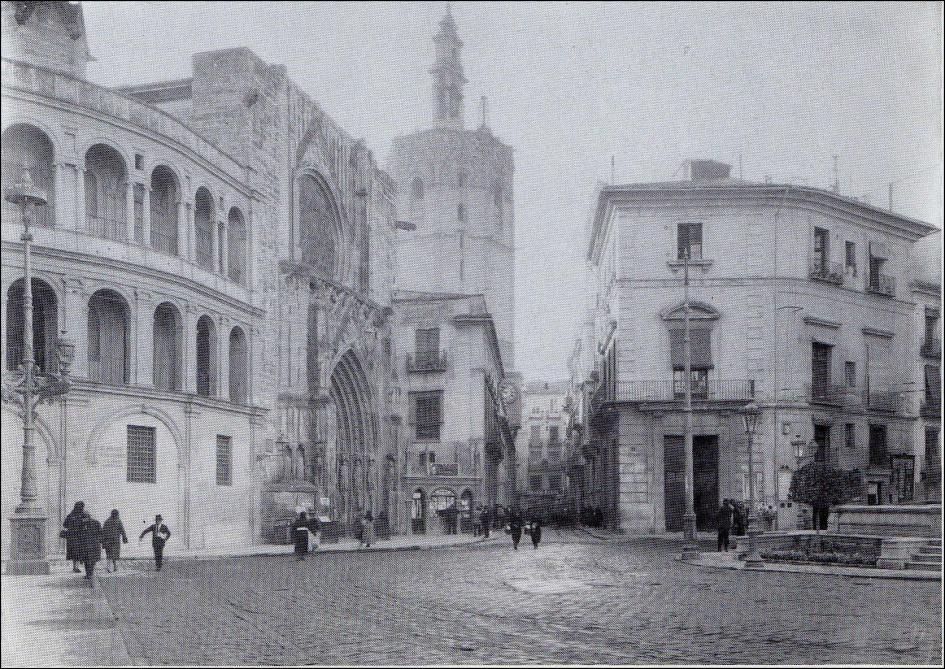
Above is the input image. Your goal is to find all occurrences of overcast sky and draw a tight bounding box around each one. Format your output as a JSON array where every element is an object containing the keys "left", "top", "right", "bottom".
[{"left": 81, "top": 1, "right": 943, "bottom": 381}]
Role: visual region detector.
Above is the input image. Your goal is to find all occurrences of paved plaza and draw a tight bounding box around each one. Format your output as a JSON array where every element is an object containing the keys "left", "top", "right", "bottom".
[{"left": 91, "top": 531, "right": 942, "bottom": 665}]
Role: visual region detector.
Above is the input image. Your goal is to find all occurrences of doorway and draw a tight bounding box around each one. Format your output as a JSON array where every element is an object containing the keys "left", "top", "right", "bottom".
[{"left": 664, "top": 435, "right": 719, "bottom": 532}]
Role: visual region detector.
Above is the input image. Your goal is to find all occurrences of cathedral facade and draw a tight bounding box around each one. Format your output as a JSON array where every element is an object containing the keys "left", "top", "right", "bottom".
[{"left": 1, "top": 0, "right": 402, "bottom": 555}]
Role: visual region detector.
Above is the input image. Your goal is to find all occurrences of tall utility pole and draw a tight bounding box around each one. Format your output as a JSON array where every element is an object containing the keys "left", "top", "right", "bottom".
[{"left": 680, "top": 249, "right": 699, "bottom": 558}]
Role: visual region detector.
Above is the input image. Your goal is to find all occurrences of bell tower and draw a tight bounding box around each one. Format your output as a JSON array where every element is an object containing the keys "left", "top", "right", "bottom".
[{"left": 430, "top": 4, "right": 467, "bottom": 129}]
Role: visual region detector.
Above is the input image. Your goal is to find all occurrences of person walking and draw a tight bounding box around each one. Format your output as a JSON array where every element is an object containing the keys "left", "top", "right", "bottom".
[
  {"left": 360, "top": 512, "right": 376, "bottom": 549},
  {"left": 78, "top": 513, "right": 103, "bottom": 582},
  {"left": 530, "top": 517, "right": 542, "bottom": 549},
  {"left": 291, "top": 510, "right": 311, "bottom": 561},
  {"left": 139, "top": 514, "right": 171, "bottom": 571},
  {"left": 62, "top": 501, "right": 87, "bottom": 573},
  {"left": 509, "top": 514, "right": 522, "bottom": 550},
  {"left": 480, "top": 507, "right": 491, "bottom": 539},
  {"left": 101, "top": 510, "right": 128, "bottom": 573},
  {"left": 716, "top": 499, "right": 733, "bottom": 552}
]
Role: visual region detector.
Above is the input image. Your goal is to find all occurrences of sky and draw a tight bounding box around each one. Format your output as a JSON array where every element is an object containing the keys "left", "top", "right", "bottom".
[{"left": 79, "top": 1, "right": 943, "bottom": 381}]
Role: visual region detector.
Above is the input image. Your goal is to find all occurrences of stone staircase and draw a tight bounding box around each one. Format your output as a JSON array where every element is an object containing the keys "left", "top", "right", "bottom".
[{"left": 906, "top": 538, "right": 942, "bottom": 572}]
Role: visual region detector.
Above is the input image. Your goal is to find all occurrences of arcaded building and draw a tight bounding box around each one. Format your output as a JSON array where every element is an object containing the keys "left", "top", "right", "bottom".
[
  {"left": 582, "top": 161, "right": 938, "bottom": 533},
  {"left": 1, "top": 1, "right": 400, "bottom": 554}
]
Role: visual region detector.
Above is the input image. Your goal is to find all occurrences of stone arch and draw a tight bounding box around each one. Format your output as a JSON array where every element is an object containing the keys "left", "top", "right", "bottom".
[
  {"left": 296, "top": 169, "right": 346, "bottom": 282},
  {"left": 659, "top": 300, "right": 721, "bottom": 322},
  {"left": 227, "top": 206, "right": 247, "bottom": 284},
  {"left": 85, "top": 403, "right": 184, "bottom": 465},
  {"left": 79, "top": 136, "right": 132, "bottom": 173},
  {"left": 153, "top": 301, "right": 183, "bottom": 391},
  {"left": 5, "top": 277, "right": 59, "bottom": 374},
  {"left": 196, "top": 314, "right": 217, "bottom": 397},
  {"left": 84, "top": 143, "right": 128, "bottom": 241},
  {"left": 1, "top": 116, "right": 63, "bottom": 159},
  {"left": 150, "top": 165, "right": 181, "bottom": 255},
  {"left": 87, "top": 288, "right": 130, "bottom": 384},
  {"left": 2, "top": 123, "right": 57, "bottom": 228},
  {"left": 194, "top": 186, "right": 215, "bottom": 271}
]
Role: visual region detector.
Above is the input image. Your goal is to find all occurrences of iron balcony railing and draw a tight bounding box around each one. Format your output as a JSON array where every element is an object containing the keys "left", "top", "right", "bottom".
[
  {"left": 866, "top": 390, "right": 902, "bottom": 413},
  {"left": 592, "top": 379, "right": 755, "bottom": 408},
  {"left": 408, "top": 462, "right": 462, "bottom": 477},
  {"left": 406, "top": 350, "right": 448, "bottom": 373},
  {"left": 809, "top": 257, "right": 844, "bottom": 285},
  {"left": 866, "top": 273, "right": 896, "bottom": 297},
  {"left": 806, "top": 382, "right": 859, "bottom": 406},
  {"left": 920, "top": 337, "right": 942, "bottom": 360}
]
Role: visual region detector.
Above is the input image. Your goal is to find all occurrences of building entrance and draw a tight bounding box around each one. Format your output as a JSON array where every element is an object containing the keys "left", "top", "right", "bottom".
[{"left": 664, "top": 435, "right": 719, "bottom": 532}]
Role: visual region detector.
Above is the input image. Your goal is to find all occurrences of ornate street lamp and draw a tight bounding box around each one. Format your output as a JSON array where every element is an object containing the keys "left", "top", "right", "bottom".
[
  {"left": 3, "top": 169, "right": 72, "bottom": 575},
  {"left": 741, "top": 401, "right": 763, "bottom": 567}
]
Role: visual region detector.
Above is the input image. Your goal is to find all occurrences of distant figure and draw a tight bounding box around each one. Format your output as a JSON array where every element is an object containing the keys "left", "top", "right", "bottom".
[
  {"left": 732, "top": 502, "right": 746, "bottom": 536},
  {"left": 360, "top": 512, "right": 375, "bottom": 549},
  {"left": 140, "top": 514, "right": 171, "bottom": 571},
  {"left": 78, "top": 514, "right": 103, "bottom": 582},
  {"left": 509, "top": 514, "right": 522, "bottom": 550},
  {"left": 716, "top": 499, "right": 733, "bottom": 552},
  {"left": 308, "top": 514, "right": 322, "bottom": 552},
  {"left": 101, "top": 509, "right": 128, "bottom": 572},
  {"left": 291, "top": 510, "right": 311, "bottom": 561},
  {"left": 530, "top": 518, "right": 542, "bottom": 549},
  {"left": 480, "top": 507, "right": 491, "bottom": 539},
  {"left": 62, "top": 501, "right": 87, "bottom": 573}
]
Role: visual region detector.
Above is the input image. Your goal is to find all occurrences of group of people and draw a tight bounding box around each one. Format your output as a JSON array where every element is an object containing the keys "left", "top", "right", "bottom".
[
  {"left": 290, "top": 510, "right": 377, "bottom": 561},
  {"left": 716, "top": 499, "right": 750, "bottom": 552},
  {"left": 62, "top": 502, "right": 171, "bottom": 580},
  {"left": 507, "top": 512, "right": 542, "bottom": 550}
]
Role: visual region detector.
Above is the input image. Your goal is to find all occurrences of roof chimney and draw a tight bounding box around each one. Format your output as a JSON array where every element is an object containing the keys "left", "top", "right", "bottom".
[{"left": 685, "top": 160, "right": 732, "bottom": 181}]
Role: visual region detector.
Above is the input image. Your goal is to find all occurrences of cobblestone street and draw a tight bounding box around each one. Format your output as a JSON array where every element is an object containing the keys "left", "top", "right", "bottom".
[{"left": 100, "top": 531, "right": 942, "bottom": 665}]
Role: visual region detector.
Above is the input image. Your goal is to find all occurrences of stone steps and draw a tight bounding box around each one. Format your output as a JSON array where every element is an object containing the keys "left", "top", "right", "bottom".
[
  {"left": 909, "top": 553, "right": 942, "bottom": 564},
  {"left": 906, "top": 561, "right": 942, "bottom": 572},
  {"left": 916, "top": 545, "right": 942, "bottom": 556}
]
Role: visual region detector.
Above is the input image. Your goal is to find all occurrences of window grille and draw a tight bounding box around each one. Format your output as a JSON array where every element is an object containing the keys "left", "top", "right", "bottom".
[
  {"left": 216, "top": 435, "right": 232, "bottom": 486},
  {"left": 85, "top": 145, "right": 128, "bottom": 241},
  {"left": 88, "top": 291, "right": 128, "bottom": 384},
  {"left": 127, "top": 425, "right": 156, "bottom": 483},
  {"left": 412, "top": 391, "right": 442, "bottom": 440}
]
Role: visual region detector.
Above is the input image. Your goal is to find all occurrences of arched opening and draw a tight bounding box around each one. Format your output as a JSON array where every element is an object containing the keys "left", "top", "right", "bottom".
[
  {"left": 2, "top": 124, "right": 55, "bottom": 228},
  {"left": 194, "top": 187, "right": 215, "bottom": 271},
  {"left": 227, "top": 207, "right": 246, "bottom": 284},
  {"left": 85, "top": 144, "right": 127, "bottom": 241},
  {"left": 150, "top": 166, "right": 179, "bottom": 255},
  {"left": 5, "top": 278, "right": 58, "bottom": 374},
  {"left": 152, "top": 302, "right": 182, "bottom": 391},
  {"left": 460, "top": 489, "right": 474, "bottom": 534},
  {"left": 411, "top": 489, "right": 426, "bottom": 534},
  {"left": 196, "top": 315, "right": 217, "bottom": 397},
  {"left": 88, "top": 289, "right": 129, "bottom": 384},
  {"left": 430, "top": 488, "right": 458, "bottom": 535},
  {"left": 228, "top": 326, "right": 248, "bottom": 404},
  {"left": 298, "top": 174, "right": 339, "bottom": 279}
]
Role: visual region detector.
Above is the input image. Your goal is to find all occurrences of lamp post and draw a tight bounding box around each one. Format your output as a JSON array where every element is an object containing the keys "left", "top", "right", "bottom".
[
  {"left": 741, "top": 402, "right": 763, "bottom": 567},
  {"left": 4, "top": 169, "right": 72, "bottom": 575},
  {"left": 680, "top": 249, "right": 699, "bottom": 559}
]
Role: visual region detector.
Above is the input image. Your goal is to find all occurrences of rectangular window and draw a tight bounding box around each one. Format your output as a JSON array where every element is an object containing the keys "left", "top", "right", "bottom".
[
  {"left": 869, "top": 424, "right": 888, "bottom": 467},
  {"left": 127, "top": 425, "right": 156, "bottom": 483},
  {"left": 926, "top": 310, "right": 938, "bottom": 343},
  {"left": 845, "top": 361, "right": 856, "bottom": 388},
  {"left": 548, "top": 426, "right": 560, "bottom": 444},
  {"left": 216, "top": 435, "right": 232, "bottom": 486},
  {"left": 413, "top": 391, "right": 443, "bottom": 440},
  {"left": 669, "top": 328, "right": 712, "bottom": 370},
  {"left": 814, "top": 424, "right": 831, "bottom": 463},
  {"left": 811, "top": 342, "right": 833, "bottom": 394},
  {"left": 845, "top": 423, "right": 856, "bottom": 449},
  {"left": 677, "top": 223, "right": 703, "bottom": 260},
  {"left": 415, "top": 328, "right": 440, "bottom": 355},
  {"left": 845, "top": 241, "right": 856, "bottom": 275},
  {"left": 813, "top": 227, "right": 829, "bottom": 270}
]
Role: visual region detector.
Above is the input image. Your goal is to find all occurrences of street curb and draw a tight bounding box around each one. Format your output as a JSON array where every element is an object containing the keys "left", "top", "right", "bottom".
[
  {"left": 678, "top": 555, "right": 942, "bottom": 582},
  {"left": 96, "top": 582, "right": 147, "bottom": 666}
]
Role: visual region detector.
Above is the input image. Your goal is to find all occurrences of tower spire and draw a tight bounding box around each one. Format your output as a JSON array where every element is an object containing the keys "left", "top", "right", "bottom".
[{"left": 430, "top": 4, "right": 467, "bottom": 128}]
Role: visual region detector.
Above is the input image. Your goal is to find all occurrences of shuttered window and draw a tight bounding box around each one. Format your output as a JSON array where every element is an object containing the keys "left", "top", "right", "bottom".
[
  {"left": 127, "top": 425, "right": 156, "bottom": 483},
  {"left": 677, "top": 223, "right": 703, "bottom": 260},
  {"left": 410, "top": 390, "right": 442, "bottom": 440},
  {"left": 669, "top": 328, "right": 712, "bottom": 369},
  {"left": 216, "top": 435, "right": 232, "bottom": 486},
  {"left": 415, "top": 328, "right": 440, "bottom": 355}
]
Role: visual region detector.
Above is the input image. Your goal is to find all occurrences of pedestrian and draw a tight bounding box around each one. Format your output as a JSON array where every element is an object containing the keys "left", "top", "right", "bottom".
[
  {"left": 101, "top": 509, "right": 128, "bottom": 573},
  {"left": 62, "top": 501, "right": 87, "bottom": 573},
  {"left": 360, "top": 512, "right": 375, "bottom": 549},
  {"left": 732, "top": 502, "right": 746, "bottom": 536},
  {"left": 139, "top": 514, "right": 171, "bottom": 571},
  {"left": 291, "top": 510, "right": 311, "bottom": 561},
  {"left": 716, "top": 499, "right": 732, "bottom": 552},
  {"left": 530, "top": 517, "right": 542, "bottom": 549},
  {"left": 78, "top": 513, "right": 102, "bottom": 582},
  {"left": 308, "top": 513, "right": 322, "bottom": 552},
  {"left": 509, "top": 514, "right": 522, "bottom": 550},
  {"left": 473, "top": 506, "right": 482, "bottom": 537},
  {"left": 480, "top": 507, "right": 491, "bottom": 539}
]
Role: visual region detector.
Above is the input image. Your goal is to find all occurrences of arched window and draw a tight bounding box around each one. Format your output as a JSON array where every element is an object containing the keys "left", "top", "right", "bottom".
[
  {"left": 196, "top": 314, "right": 217, "bottom": 397},
  {"left": 227, "top": 208, "right": 247, "bottom": 285},
  {"left": 5, "top": 278, "right": 58, "bottom": 374},
  {"left": 85, "top": 144, "right": 127, "bottom": 241},
  {"left": 152, "top": 302, "right": 182, "bottom": 391},
  {"left": 88, "top": 289, "right": 129, "bottom": 384},
  {"left": 2, "top": 124, "right": 55, "bottom": 228},
  {"left": 228, "top": 326, "right": 248, "bottom": 403},
  {"left": 150, "top": 166, "right": 179, "bottom": 255},
  {"left": 298, "top": 174, "right": 339, "bottom": 279},
  {"left": 194, "top": 187, "right": 215, "bottom": 270}
]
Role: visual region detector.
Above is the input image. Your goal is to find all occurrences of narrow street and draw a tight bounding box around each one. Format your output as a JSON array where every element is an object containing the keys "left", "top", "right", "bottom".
[{"left": 100, "top": 531, "right": 942, "bottom": 665}]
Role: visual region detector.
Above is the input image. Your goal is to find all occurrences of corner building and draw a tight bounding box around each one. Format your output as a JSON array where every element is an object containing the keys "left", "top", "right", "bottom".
[
  {"left": 1, "top": 1, "right": 400, "bottom": 554},
  {"left": 584, "top": 161, "right": 938, "bottom": 533}
]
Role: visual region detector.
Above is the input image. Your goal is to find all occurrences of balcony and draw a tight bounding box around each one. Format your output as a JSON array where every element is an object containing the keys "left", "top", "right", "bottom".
[
  {"left": 921, "top": 392, "right": 941, "bottom": 419},
  {"left": 921, "top": 337, "right": 942, "bottom": 360},
  {"left": 866, "top": 390, "right": 903, "bottom": 413},
  {"left": 809, "top": 257, "right": 844, "bottom": 285},
  {"left": 406, "top": 350, "right": 448, "bottom": 373},
  {"left": 592, "top": 379, "right": 755, "bottom": 410},
  {"left": 866, "top": 273, "right": 896, "bottom": 297},
  {"left": 807, "top": 383, "right": 859, "bottom": 407},
  {"left": 408, "top": 462, "right": 463, "bottom": 477}
]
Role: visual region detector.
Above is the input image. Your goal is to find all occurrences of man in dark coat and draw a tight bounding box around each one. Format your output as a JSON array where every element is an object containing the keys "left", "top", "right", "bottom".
[
  {"left": 717, "top": 499, "right": 733, "bottom": 552},
  {"left": 78, "top": 514, "right": 103, "bottom": 581},
  {"left": 479, "top": 508, "right": 491, "bottom": 538},
  {"left": 291, "top": 510, "right": 311, "bottom": 561},
  {"left": 101, "top": 509, "right": 128, "bottom": 572},
  {"left": 509, "top": 514, "right": 522, "bottom": 550},
  {"left": 62, "top": 501, "right": 87, "bottom": 573},
  {"left": 530, "top": 517, "right": 542, "bottom": 549},
  {"left": 140, "top": 514, "right": 171, "bottom": 571}
]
